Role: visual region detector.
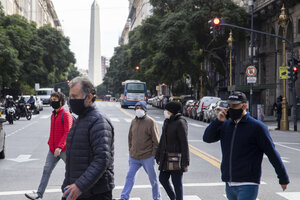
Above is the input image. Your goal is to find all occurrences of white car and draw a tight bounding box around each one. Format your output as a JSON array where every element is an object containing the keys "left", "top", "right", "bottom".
[
  {"left": 197, "top": 96, "right": 221, "bottom": 121},
  {"left": 35, "top": 97, "right": 43, "bottom": 111},
  {"left": 0, "top": 117, "right": 6, "bottom": 159}
]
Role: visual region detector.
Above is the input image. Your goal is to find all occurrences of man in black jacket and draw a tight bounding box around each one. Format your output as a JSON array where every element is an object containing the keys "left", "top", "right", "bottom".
[
  {"left": 62, "top": 77, "right": 114, "bottom": 200},
  {"left": 203, "top": 91, "right": 289, "bottom": 200}
]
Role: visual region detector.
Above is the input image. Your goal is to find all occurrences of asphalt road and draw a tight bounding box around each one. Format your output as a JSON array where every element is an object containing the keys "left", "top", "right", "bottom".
[{"left": 0, "top": 102, "right": 299, "bottom": 200}]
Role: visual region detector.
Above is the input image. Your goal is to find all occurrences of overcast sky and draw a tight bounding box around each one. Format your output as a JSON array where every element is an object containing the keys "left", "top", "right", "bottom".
[{"left": 51, "top": 0, "right": 129, "bottom": 69}]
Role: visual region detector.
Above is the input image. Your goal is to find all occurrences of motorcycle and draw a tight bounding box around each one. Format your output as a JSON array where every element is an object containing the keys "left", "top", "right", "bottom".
[
  {"left": 15, "top": 103, "right": 32, "bottom": 120},
  {"left": 6, "top": 107, "right": 15, "bottom": 124}
]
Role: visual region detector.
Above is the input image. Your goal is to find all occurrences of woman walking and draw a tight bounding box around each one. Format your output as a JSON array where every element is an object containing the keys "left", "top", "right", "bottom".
[{"left": 155, "top": 101, "right": 189, "bottom": 200}]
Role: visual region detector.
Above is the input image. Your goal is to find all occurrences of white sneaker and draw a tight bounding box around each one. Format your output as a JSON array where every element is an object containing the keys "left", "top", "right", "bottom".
[{"left": 25, "top": 191, "right": 41, "bottom": 199}]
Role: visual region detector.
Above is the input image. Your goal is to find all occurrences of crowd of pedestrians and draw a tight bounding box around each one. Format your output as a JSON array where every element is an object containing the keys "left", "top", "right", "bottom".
[{"left": 23, "top": 76, "right": 288, "bottom": 200}]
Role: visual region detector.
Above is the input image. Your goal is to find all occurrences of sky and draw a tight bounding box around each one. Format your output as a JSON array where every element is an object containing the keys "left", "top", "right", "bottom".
[{"left": 51, "top": 0, "right": 129, "bottom": 70}]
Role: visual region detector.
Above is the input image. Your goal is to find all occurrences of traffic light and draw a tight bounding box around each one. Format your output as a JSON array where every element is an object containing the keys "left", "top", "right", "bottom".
[
  {"left": 208, "top": 17, "right": 225, "bottom": 35},
  {"left": 288, "top": 65, "right": 293, "bottom": 81},
  {"left": 135, "top": 66, "right": 140, "bottom": 71},
  {"left": 293, "top": 66, "right": 298, "bottom": 82}
]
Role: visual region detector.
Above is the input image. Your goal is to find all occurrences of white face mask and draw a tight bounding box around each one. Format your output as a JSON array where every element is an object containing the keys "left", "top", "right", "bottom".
[
  {"left": 136, "top": 109, "right": 145, "bottom": 118},
  {"left": 164, "top": 110, "right": 171, "bottom": 119}
]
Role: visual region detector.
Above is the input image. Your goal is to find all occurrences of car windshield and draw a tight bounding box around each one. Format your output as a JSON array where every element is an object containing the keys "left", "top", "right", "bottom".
[
  {"left": 219, "top": 102, "right": 228, "bottom": 108},
  {"left": 36, "top": 90, "right": 51, "bottom": 95},
  {"left": 126, "top": 83, "right": 145, "bottom": 91}
]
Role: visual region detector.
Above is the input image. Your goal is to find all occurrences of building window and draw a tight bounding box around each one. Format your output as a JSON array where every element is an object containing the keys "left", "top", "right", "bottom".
[{"left": 298, "top": 19, "right": 300, "bottom": 34}]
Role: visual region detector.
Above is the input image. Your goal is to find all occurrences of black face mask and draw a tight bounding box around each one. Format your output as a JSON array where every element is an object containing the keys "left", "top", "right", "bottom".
[
  {"left": 69, "top": 97, "right": 86, "bottom": 115},
  {"left": 50, "top": 101, "right": 60, "bottom": 110},
  {"left": 228, "top": 107, "right": 244, "bottom": 121}
]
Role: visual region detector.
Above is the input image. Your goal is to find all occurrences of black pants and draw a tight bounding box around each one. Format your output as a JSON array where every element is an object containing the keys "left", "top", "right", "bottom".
[
  {"left": 62, "top": 190, "right": 112, "bottom": 200},
  {"left": 159, "top": 171, "right": 183, "bottom": 200},
  {"left": 277, "top": 113, "right": 281, "bottom": 128}
]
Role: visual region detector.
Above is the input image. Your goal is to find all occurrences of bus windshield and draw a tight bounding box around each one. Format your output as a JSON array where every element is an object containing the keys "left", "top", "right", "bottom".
[{"left": 126, "top": 83, "right": 145, "bottom": 91}]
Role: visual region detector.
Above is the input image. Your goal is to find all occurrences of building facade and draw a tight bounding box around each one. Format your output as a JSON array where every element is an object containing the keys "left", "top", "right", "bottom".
[
  {"left": 220, "top": 0, "right": 300, "bottom": 116},
  {"left": 101, "top": 56, "right": 109, "bottom": 80},
  {"left": 0, "top": 0, "right": 61, "bottom": 29},
  {"left": 119, "top": 0, "right": 152, "bottom": 45}
]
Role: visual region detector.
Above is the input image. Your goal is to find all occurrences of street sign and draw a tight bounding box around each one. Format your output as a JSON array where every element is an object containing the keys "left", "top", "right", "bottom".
[
  {"left": 279, "top": 66, "right": 288, "bottom": 79},
  {"left": 246, "top": 66, "right": 257, "bottom": 77},
  {"left": 156, "top": 86, "right": 160, "bottom": 91},
  {"left": 247, "top": 77, "right": 257, "bottom": 84}
]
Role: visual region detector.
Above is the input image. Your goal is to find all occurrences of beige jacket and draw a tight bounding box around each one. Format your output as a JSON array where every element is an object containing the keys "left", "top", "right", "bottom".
[{"left": 129, "top": 116, "right": 159, "bottom": 160}]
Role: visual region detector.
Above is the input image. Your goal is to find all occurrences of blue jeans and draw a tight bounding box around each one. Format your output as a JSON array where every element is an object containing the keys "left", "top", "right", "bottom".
[
  {"left": 121, "top": 156, "right": 161, "bottom": 200},
  {"left": 225, "top": 183, "right": 259, "bottom": 200},
  {"left": 159, "top": 171, "right": 183, "bottom": 200},
  {"left": 37, "top": 151, "right": 66, "bottom": 198}
]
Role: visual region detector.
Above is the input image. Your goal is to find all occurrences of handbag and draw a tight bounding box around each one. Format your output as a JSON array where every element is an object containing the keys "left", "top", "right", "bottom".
[{"left": 166, "top": 152, "right": 181, "bottom": 171}]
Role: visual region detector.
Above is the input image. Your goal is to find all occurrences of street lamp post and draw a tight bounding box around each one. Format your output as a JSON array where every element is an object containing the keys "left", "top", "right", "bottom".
[
  {"left": 249, "top": 0, "right": 254, "bottom": 116},
  {"left": 278, "top": 4, "right": 289, "bottom": 131},
  {"left": 227, "top": 30, "right": 233, "bottom": 88}
]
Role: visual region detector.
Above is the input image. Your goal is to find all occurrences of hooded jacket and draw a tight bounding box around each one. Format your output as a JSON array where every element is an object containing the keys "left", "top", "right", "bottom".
[
  {"left": 48, "top": 107, "right": 73, "bottom": 153},
  {"left": 203, "top": 113, "right": 289, "bottom": 185}
]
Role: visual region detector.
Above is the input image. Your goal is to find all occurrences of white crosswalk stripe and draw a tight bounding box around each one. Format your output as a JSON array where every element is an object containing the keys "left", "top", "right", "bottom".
[
  {"left": 277, "top": 192, "right": 300, "bottom": 200},
  {"left": 184, "top": 195, "right": 202, "bottom": 200},
  {"left": 124, "top": 118, "right": 132, "bottom": 123},
  {"left": 110, "top": 118, "right": 120, "bottom": 122},
  {"left": 189, "top": 123, "right": 205, "bottom": 128},
  {"left": 40, "top": 115, "right": 50, "bottom": 119}
]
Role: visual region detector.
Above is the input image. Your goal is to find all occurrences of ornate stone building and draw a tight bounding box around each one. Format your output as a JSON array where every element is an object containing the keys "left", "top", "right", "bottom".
[
  {"left": 119, "top": 0, "right": 152, "bottom": 45},
  {"left": 227, "top": 0, "right": 299, "bottom": 116},
  {"left": 0, "top": 0, "right": 61, "bottom": 29}
]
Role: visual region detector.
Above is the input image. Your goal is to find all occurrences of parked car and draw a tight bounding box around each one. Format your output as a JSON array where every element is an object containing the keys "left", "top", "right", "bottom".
[
  {"left": 35, "top": 97, "right": 43, "bottom": 111},
  {"left": 0, "top": 117, "right": 6, "bottom": 159},
  {"left": 203, "top": 103, "right": 216, "bottom": 123},
  {"left": 187, "top": 100, "right": 197, "bottom": 118},
  {"left": 210, "top": 100, "right": 228, "bottom": 121},
  {"left": 197, "top": 96, "right": 221, "bottom": 121},
  {"left": 191, "top": 100, "right": 200, "bottom": 119},
  {"left": 182, "top": 100, "right": 194, "bottom": 116}
]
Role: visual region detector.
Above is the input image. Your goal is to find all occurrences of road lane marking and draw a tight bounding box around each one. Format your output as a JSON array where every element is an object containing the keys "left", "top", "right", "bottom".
[
  {"left": 124, "top": 118, "right": 132, "bottom": 123},
  {"left": 110, "top": 118, "right": 120, "bottom": 122},
  {"left": 40, "top": 115, "right": 50, "bottom": 119},
  {"left": 275, "top": 142, "right": 300, "bottom": 152},
  {"left": 118, "top": 107, "right": 135, "bottom": 119},
  {"left": 189, "top": 123, "right": 205, "bottom": 128},
  {"left": 189, "top": 144, "right": 221, "bottom": 168},
  {"left": 277, "top": 192, "right": 300, "bottom": 200},
  {"left": 184, "top": 196, "right": 201, "bottom": 200},
  {"left": 6, "top": 121, "right": 38, "bottom": 137},
  {"left": 8, "top": 154, "right": 38, "bottom": 163}
]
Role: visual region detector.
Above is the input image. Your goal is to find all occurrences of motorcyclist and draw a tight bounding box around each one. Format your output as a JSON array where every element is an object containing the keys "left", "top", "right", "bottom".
[
  {"left": 27, "top": 95, "right": 36, "bottom": 111},
  {"left": 4, "top": 96, "right": 16, "bottom": 115},
  {"left": 17, "top": 96, "right": 26, "bottom": 115}
]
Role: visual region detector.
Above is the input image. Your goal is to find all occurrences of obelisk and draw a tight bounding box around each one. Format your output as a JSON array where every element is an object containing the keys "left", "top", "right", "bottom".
[{"left": 88, "top": 0, "right": 102, "bottom": 86}]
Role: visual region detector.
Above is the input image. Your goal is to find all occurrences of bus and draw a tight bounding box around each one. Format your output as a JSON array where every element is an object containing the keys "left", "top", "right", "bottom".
[{"left": 120, "top": 80, "right": 147, "bottom": 108}]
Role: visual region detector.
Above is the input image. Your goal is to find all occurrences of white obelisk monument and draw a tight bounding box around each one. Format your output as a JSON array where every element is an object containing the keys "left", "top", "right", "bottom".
[{"left": 88, "top": 0, "right": 102, "bottom": 86}]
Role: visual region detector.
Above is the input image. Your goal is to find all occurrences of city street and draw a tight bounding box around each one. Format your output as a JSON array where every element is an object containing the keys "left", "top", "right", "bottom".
[{"left": 0, "top": 101, "right": 300, "bottom": 200}]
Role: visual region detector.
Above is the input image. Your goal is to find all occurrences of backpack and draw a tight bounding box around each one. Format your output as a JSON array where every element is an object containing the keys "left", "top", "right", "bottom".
[{"left": 52, "top": 110, "right": 76, "bottom": 124}]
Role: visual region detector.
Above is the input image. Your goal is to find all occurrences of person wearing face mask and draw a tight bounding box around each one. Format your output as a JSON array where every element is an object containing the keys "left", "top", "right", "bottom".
[
  {"left": 203, "top": 91, "right": 289, "bottom": 200},
  {"left": 155, "top": 101, "right": 189, "bottom": 200},
  {"left": 61, "top": 77, "right": 114, "bottom": 200},
  {"left": 120, "top": 101, "right": 161, "bottom": 200},
  {"left": 25, "top": 92, "right": 73, "bottom": 200}
]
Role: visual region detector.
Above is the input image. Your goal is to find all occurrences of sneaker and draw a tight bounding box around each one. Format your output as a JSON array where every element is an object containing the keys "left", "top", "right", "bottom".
[{"left": 25, "top": 191, "right": 41, "bottom": 199}]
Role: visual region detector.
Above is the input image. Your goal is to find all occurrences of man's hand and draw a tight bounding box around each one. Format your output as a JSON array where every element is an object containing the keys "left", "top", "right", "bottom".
[
  {"left": 54, "top": 148, "right": 62, "bottom": 157},
  {"left": 217, "top": 108, "right": 228, "bottom": 122},
  {"left": 63, "top": 184, "right": 82, "bottom": 200},
  {"left": 281, "top": 184, "right": 288, "bottom": 191}
]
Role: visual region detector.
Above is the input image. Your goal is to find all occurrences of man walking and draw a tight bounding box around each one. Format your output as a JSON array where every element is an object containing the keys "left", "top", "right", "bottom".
[
  {"left": 25, "top": 92, "right": 73, "bottom": 199},
  {"left": 120, "top": 101, "right": 161, "bottom": 200},
  {"left": 62, "top": 77, "right": 114, "bottom": 200},
  {"left": 203, "top": 91, "right": 289, "bottom": 200}
]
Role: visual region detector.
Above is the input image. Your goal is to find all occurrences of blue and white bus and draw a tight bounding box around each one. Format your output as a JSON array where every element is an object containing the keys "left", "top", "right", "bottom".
[{"left": 120, "top": 80, "right": 147, "bottom": 108}]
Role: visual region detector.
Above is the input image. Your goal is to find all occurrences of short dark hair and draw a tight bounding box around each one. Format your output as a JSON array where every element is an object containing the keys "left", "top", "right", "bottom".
[
  {"left": 69, "top": 77, "right": 96, "bottom": 102},
  {"left": 51, "top": 92, "right": 65, "bottom": 105}
]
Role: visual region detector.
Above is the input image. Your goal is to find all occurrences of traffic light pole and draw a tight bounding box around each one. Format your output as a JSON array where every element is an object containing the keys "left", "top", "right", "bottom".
[
  {"left": 249, "top": 0, "right": 254, "bottom": 117},
  {"left": 220, "top": 22, "right": 297, "bottom": 131}
]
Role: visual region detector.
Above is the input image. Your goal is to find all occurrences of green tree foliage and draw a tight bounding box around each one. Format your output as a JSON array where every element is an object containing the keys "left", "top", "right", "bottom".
[
  {"left": 0, "top": 4, "right": 77, "bottom": 95},
  {"left": 104, "top": 0, "right": 248, "bottom": 96}
]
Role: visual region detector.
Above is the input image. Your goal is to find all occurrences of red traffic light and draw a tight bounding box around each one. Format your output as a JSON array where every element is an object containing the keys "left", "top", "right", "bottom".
[
  {"left": 213, "top": 17, "right": 221, "bottom": 25},
  {"left": 293, "top": 66, "right": 298, "bottom": 72},
  {"left": 135, "top": 66, "right": 140, "bottom": 70}
]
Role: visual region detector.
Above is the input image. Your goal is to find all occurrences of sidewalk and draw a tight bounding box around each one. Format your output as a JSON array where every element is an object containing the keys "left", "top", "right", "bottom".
[{"left": 263, "top": 115, "right": 300, "bottom": 132}]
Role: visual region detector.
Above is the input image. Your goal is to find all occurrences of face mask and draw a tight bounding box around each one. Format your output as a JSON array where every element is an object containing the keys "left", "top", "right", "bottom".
[
  {"left": 228, "top": 107, "right": 244, "bottom": 121},
  {"left": 164, "top": 110, "right": 171, "bottom": 119},
  {"left": 69, "top": 98, "right": 86, "bottom": 115},
  {"left": 50, "top": 101, "right": 60, "bottom": 110},
  {"left": 135, "top": 109, "right": 145, "bottom": 118}
]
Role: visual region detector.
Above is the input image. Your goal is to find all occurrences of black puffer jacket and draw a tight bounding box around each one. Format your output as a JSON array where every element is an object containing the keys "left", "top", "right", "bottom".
[
  {"left": 62, "top": 105, "right": 114, "bottom": 198},
  {"left": 155, "top": 114, "right": 189, "bottom": 172}
]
